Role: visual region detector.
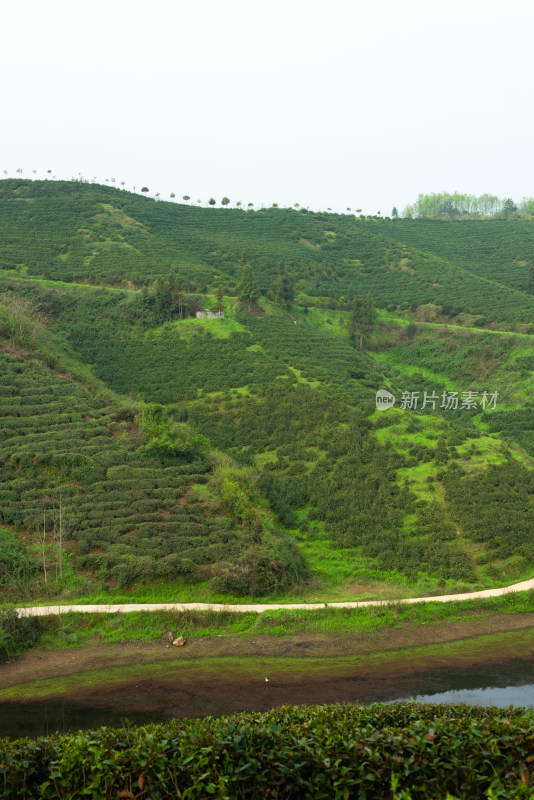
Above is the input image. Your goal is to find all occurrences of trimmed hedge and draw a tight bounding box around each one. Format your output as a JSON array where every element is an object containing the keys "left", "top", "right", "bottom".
[{"left": 1, "top": 702, "right": 534, "bottom": 799}]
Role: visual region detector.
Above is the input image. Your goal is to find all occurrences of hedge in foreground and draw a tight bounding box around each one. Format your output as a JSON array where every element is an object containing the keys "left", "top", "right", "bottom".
[{"left": 1, "top": 702, "right": 534, "bottom": 799}]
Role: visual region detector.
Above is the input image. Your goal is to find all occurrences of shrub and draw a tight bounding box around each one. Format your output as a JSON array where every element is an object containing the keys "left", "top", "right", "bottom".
[
  {"left": 211, "top": 532, "right": 309, "bottom": 596},
  {"left": 0, "top": 529, "right": 37, "bottom": 586},
  {"left": 0, "top": 607, "right": 41, "bottom": 662}
]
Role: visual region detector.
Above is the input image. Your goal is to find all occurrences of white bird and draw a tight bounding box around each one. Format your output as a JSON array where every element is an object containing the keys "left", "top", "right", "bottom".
[{"left": 265, "top": 678, "right": 269, "bottom": 682}]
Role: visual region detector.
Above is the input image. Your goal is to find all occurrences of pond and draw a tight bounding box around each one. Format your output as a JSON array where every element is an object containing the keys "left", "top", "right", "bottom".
[
  {"left": 2, "top": 657, "right": 534, "bottom": 740},
  {"left": 395, "top": 658, "right": 534, "bottom": 710}
]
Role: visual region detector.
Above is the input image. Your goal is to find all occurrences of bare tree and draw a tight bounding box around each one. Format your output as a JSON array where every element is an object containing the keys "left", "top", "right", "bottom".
[
  {"left": 55, "top": 490, "right": 66, "bottom": 580},
  {"left": 41, "top": 507, "right": 48, "bottom": 584}
]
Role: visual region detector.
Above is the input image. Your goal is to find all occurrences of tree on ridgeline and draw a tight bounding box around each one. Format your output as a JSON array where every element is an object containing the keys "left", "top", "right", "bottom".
[
  {"left": 221, "top": 197, "right": 230, "bottom": 207},
  {"left": 236, "top": 255, "right": 259, "bottom": 307},
  {"left": 520, "top": 198, "right": 534, "bottom": 216},
  {"left": 182, "top": 195, "right": 190, "bottom": 203},
  {"left": 208, "top": 197, "right": 216, "bottom": 206},
  {"left": 392, "top": 206, "right": 399, "bottom": 218},
  {"left": 401, "top": 191, "right": 528, "bottom": 218},
  {"left": 348, "top": 292, "right": 377, "bottom": 349},
  {"left": 502, "top": 198, "right": 518, "bottom": 218}
]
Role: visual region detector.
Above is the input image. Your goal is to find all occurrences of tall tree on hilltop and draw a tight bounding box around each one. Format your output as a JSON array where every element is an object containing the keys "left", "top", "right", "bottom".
[
  {"left": 140, "top": 286, "right": 152, "bottom": 317},
  {"left": 156, "top": 277, "right": 171, "bottom": 320},
  {"left": 156, "top": 275, "right": 186, "bottom": 321},
  {"left": 236, "top": 255, "right": 259, "bottom": 306},
  {"left": 269, "top": 262, "right": 295, "bottom": 311},
  {"left": 349, "top": 292, "right": 376, "bottom": 349},
  {"left": 214, "top": 287, "right": 225, "bottom": 313}
]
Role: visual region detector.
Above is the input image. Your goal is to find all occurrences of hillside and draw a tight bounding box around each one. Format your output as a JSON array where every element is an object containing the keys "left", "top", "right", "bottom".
[
  {"left": 3, "top": 180, "right": 534, "bottom": 603},
  {"left": 377, "top": 217, "right": 534, "bottom": 295},
  {"left": 3, "top": 179, "right": 534, "bottom": 323}
]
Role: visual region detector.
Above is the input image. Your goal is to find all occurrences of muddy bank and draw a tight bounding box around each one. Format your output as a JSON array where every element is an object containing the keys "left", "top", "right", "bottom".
[
  {"left": 4, "top": 609, "right": 534, "bottom": 690},
  {"left": 2, "top": 617, "right": 534, "bottom": 738}
]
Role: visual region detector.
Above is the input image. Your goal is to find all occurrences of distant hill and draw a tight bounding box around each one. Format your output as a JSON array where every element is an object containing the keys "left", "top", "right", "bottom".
[{"left": 2, "top": 179, "right": 534, "bottom": 323}]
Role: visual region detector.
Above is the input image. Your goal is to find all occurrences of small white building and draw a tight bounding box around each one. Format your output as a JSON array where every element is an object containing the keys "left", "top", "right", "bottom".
[{"left": 195, "top": 310, "right": 224, "bottom": 319}]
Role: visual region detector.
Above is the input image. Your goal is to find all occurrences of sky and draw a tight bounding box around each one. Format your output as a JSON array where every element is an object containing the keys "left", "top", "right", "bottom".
[{"left": 1, "top": 0, "right": 533, "bottom": 214}]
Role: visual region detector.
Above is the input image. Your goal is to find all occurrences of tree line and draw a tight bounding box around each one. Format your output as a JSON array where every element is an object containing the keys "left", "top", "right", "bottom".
[{"left": 402, "top": 192, "right": 534, "bottom": 219}]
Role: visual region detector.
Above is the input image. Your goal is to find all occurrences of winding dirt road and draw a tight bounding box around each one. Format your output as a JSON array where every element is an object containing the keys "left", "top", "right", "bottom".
[{"left": 15, "top": 576, "right": 534, "bottom": 617}]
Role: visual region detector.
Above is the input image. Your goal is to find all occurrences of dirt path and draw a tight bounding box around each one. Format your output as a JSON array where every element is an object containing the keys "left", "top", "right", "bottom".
[{"left": 15, "top": 576, "right": 534, "bottom": 617}]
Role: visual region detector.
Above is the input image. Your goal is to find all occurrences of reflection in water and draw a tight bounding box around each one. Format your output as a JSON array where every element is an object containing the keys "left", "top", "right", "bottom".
[
  {"left": 0, "top": 701, "right": 164, "bottom": 740},
  {"left": 414, "top": 684, "right": 534, "bottom": 709},
  {"left": 392, "top": 660, "right": 534, "bottom": 710}
]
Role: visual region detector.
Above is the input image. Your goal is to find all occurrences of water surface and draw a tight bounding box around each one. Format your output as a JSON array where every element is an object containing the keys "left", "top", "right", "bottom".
[{"left": 3, "top": 658, "right": 534, "bottom": 740}]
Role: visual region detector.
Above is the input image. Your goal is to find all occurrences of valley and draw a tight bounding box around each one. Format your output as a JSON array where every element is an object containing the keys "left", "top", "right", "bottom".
[{"left": 4, "top": 179, "right": 534, "bottom": 755}]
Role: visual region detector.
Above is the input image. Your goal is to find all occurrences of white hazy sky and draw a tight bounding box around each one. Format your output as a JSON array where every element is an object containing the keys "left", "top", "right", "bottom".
[{"left": 1, "top": 0, "right": 533, "bottom": 213}]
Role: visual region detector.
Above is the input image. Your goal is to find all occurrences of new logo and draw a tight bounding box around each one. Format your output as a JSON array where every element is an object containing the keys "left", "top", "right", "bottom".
[{"left": 375, "top": 390, "right": 396, "bottom": 411}]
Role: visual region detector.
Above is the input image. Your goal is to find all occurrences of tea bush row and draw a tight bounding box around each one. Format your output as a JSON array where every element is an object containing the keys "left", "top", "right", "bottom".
[{"left": 2, "top": 702, "right": 534, "bottom": 799}]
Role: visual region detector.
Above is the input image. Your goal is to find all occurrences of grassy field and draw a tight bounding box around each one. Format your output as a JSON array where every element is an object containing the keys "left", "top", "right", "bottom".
[{"left": 4, "top": 590, "right": 534, "bottom": 656}]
